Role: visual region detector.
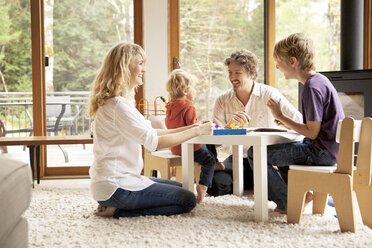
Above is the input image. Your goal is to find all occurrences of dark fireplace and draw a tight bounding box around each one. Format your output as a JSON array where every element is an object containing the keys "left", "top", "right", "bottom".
[{"left": 299, "top": 69, "right": 372, "bottom": 120}]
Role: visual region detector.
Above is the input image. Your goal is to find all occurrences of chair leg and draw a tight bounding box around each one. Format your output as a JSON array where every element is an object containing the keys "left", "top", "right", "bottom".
[
  {"left": 157, "top": 161, "right": 171, "bottom": 179},
  {"left": 354, "top": 184, "right": 372, "bottom": 229},
  {"left": 332, "top": 177, "right": 356, "bottom": 233},
  {"left": 175, "top": 163, "right": 201, "bottom": 184},
  {"left": 144, "top": 154, "right": 171, "bottom": 179},
  {"left": 287, "top": 171, "right": 307, "bottom": 224},
  {"left": 175, "top": 166, "right": 182, "bottom": 183},
  {"left": 143, "top": 163, "right": 153, "bottom": 177},
  {"left": 312, "top": 192, "right": 328, "bottom": 214}
]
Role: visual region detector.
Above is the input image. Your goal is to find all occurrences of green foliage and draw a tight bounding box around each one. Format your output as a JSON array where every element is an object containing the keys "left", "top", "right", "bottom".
[
  {"left": 181, "top": 0, "right": 340, "bottom": 118},
  {"left": 51, "top": 0, "right": 133, "bottom": 92},
  {"left": 180, "top": 0, "right": 264, "bottom": 119},
  {"left": 275, "top": 0, "right": 340, "bottom": 107},
  {"left": 0, "top": 0, "right": 31, "bottom": 92}
]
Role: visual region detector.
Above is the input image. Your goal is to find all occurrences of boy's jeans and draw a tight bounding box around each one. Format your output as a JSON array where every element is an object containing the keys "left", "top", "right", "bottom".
[{"left": 194, "top": 144, "right": 216, "bottom": 188}]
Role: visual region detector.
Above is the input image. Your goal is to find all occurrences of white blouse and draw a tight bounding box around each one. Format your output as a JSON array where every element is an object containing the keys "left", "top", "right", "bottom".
[{"left": 89, "top": 97, "right": 158, "bottom": 201}]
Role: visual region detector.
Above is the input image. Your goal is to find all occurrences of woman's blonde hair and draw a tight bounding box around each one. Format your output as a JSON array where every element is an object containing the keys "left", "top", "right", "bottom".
[
  {"left": 273, "top": 33, "right": 315, "bottom": 72},
  {"left": 224, "top": 50, "right": 259, "bottom": 80},
  {"left": 89, "top": 43, "right": 146, "bottom": 117},
  {"left": 166, "top": 69, "right": 197, "bottom": 101}
]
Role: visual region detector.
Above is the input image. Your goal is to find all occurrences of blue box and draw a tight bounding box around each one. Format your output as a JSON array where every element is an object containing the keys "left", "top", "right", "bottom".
[{"left": 213, "top": 129, "right": 247, "bottom": 135}]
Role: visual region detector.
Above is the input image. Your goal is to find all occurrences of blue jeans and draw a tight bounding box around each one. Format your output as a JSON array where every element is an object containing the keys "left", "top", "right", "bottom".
[
  {"left": 206, "top": 155, "right": 254, "bottom": 196},
  {"left": 98, "top": 178, "right": 196, "bottom": 218},
  {"left": 194, "top": 144, "right": 216, "bottom": 188},
  {"left": 247, "top": 138, "right": 336, "bottom": 211}
]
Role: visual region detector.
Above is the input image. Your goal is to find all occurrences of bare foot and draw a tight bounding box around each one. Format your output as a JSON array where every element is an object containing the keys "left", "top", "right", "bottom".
[
  {"left": 304, "top": 191, "right": 314, "bottom": 207},
  {"left": 196, "top": 184, "right": 208, "bottom": 204},
  {"left": 215, "top": 162, "right": 225, "bottom": 171},
  {"left": 274, "top": 207, "right": 287, "bottom": 214},
  {"left": 93, "top": 205, "right": 115, "bottom": 217}
]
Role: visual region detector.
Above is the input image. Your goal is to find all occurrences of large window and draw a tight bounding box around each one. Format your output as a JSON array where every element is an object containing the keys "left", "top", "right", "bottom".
[
  {"left": 0, "top": 0, "right": 32, "bottom": 160},
  {"left": 180, "top": 0, "right": 264, "bottom": 120},
  {"left": 179, "top": 0, "right": 341, "bottom": 117},
  {"left": 0, "top": 0, "right": 134, "bottom": 172},
  {"left": 275, "top": 0, "right": 340, "bottom": 108},
  {"left": 44, "top": 0, "right": 134, "bottom": 167}
]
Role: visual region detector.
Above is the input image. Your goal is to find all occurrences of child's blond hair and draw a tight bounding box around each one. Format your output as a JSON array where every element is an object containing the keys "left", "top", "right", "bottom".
[
  {"left": 166, "top": 69, "right": 197, "bottom": 101},
  {"left": 273, "top": 33, "right": 315, "bottom": 72}
]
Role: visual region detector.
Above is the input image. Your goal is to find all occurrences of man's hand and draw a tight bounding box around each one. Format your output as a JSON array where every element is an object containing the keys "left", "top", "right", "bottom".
[{"left": 225, "top": 111, "right": 251, "bottom": 128}]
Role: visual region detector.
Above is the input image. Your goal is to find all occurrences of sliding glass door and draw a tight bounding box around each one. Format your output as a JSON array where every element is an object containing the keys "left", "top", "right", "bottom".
[
  {"left": 0, "top": 0, "right": 32, "bottom": 163},
  {"left": 43, "top": 0, "right": 134, "bottom": 173}
]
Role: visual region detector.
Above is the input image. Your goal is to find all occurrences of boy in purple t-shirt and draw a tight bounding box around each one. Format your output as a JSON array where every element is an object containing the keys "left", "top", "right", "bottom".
[{"left": 247, "top": 33, "right": 345, "bottom": 213}]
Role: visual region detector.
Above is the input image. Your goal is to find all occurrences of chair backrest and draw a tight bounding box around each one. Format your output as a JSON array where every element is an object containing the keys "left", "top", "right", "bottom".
[
  {"left": 46, "top": 96, "right": 72, "bottom": 117},
  {"left": 354, "top": 117, "right": 372, "bottom": 186},
  {"left": 335, "top": 117, "right": 356, "bottom": 175}
]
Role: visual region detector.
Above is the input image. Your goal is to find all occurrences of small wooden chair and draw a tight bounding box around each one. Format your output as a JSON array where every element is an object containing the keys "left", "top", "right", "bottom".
[
  {"left": 144, "top": 149, "right": 201, "bottom": 184},
  {"left": 287, "top": 117, "right": 359, "bottom": 232},
  {"left": 353, "top": 117, "right": 372, "bottom": 229},
  {"left": 144, "top": 115, "right": 201, "bottom": 184}
]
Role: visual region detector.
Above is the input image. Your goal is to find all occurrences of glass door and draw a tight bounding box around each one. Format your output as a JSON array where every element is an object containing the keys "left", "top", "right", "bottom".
[
  {"left": 43, "top": 0, "right": 134, "bottom": 173},
  {"left": 0, "top": 0, "right": 32, "bottom": 164}
]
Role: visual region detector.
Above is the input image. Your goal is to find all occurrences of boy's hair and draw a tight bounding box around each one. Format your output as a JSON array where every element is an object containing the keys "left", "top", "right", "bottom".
[
  {"left": 166, "top": 69, "right": 197, "bottom": 101},
  {"left": 224, "top": 49, "right": 259, "bottom": 80},
  {"left": 89, "top": 43, "right": 146, "bottom": 117},
  {"left": 273, "top": 33, "right": 316, "bottom": 72}
]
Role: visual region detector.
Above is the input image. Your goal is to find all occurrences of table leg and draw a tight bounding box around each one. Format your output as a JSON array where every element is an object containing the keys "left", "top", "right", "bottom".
[
  {"left": 181, "top": 143, "right": 195, "bottom": 192},
  {"left": 232, "top": 145, "right": 243, "bottom": 196},
  {"left": 36, "top": 145, "right": 40, "bottom": 184},
  {"left": 253, "top": 144, "right": 268, "bottom": 222},
  {"left": 28, "top": 145, "right": 35, "bottom": 188}
]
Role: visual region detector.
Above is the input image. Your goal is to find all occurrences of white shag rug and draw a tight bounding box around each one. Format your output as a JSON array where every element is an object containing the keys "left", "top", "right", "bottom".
[{"left": 25, "top": 179, "right": 372, "bottom": 248}]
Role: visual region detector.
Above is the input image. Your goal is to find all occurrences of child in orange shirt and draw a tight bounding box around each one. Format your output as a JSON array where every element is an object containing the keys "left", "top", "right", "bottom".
[{"left": 165, "top": 69, "right": 224, "bottom": 203}]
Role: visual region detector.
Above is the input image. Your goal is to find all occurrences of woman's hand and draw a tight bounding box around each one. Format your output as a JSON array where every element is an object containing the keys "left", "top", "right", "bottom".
[
  {"left": 198, "top": 121, "right": 213, "bottom": 135},
  {"left": 225, "top": 111, "right": 251, "bottom": 128}
]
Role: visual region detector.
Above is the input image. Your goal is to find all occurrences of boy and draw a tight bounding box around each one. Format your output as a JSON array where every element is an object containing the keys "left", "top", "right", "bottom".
[
  {"left": 165, "top": 69, "right": 224, "bottom": 204},
  {"left": 247, "top": 33, "right": 345, "bottom": 213}
]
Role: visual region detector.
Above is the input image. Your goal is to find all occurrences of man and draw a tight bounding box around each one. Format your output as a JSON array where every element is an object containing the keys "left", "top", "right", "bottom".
[{"left": 207, "top": 49, "right": 302, "bottom": 197}]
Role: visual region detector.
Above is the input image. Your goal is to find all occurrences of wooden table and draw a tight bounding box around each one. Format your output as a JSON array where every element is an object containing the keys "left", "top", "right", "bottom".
[
  {"left": 181, "top": 131, "right": 303, "bottom": 222},
  {"left": 0, "top": 136, "right": 93, "bottom": 185}
]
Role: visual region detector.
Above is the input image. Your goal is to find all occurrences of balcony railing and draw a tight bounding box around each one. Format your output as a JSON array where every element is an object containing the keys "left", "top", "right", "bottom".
[{"left": 0, "top": 91, "right": 91, "bottom": 137}]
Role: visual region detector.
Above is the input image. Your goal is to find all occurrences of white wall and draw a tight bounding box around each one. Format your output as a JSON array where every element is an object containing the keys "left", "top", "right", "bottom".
[{"left": 143, "top": 0, "right": 169, "bottom": 103}]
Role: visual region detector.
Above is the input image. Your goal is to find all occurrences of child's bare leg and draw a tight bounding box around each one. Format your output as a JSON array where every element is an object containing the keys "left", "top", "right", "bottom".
[
  {"left": 304, "top": 191, "right": 314, "bottom": 207},
  {"left": 94, "top": 205, "right": 115, "bottom": 217},
  {"left": 196, "top": 184, "right": 208, "bottom": 204},
  {"left": 215, "top": 162, "right": 225, "bottom": 171}
]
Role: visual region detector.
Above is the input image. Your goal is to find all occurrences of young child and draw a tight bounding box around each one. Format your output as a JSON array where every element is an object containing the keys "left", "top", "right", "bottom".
[
  {"left": 165, "top": 69, "right": 224, "bottom": 204},
  {"left": 247, "top": 33, "right": 345, "bottom": 213}
]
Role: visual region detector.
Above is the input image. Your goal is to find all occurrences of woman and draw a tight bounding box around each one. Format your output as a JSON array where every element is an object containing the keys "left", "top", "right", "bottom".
[{"left": 89, "top": 43, "right": 213, "bottom": 218}]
